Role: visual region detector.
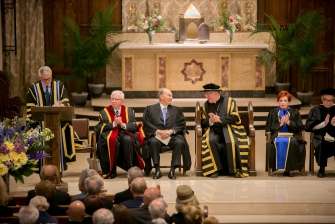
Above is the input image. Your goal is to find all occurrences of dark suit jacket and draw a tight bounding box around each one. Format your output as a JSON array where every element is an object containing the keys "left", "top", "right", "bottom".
[
  {"left": 114, "top": 187, "right": 133, "bottom": 204},
  {"left": 47, "top": 202, "right": 66, "bottom": 216},
  {"left": 26, "top": 188, "right": 71, "bottom": 205},
  {"left": 120, "top": 196, "right": 143, "bottom": 209},
  {"left": 129, "top": 205, "right": 170, "bottom": 224}
]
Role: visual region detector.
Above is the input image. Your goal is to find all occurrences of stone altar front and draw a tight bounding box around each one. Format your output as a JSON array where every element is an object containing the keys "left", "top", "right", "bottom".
[{"left": 119, "top": 42, "right": 268, "bottom": 98}]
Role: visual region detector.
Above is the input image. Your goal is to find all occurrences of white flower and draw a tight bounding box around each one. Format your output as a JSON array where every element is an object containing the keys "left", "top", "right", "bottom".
[
  {"left": 143, "top": 24, "right": 149, "bottom": 30},
  {"left": 157, "top": 16, "right": 162, "bottom": 20}
]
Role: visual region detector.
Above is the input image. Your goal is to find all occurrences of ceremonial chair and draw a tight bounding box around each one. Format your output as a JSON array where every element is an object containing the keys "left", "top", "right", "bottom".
[
  {"left": 309, "top": 133, "right": 315, "bottom": 175},
  {"left": 0, "top": 70, "right": 21, "bottom": 119},
  {"left": 72, "top": 118, "right": 97, "bottom": 171},
  {"left": 266, "top": 131, "right": 306, "bottom": 176},
  {"left": 194, "top": 101, "right": 256, "bottom": 176}
]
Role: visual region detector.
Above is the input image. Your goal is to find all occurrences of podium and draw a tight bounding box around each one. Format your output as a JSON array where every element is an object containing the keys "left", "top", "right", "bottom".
[{"left": 31, "top": 106, "right": 73, "bottom": 190}]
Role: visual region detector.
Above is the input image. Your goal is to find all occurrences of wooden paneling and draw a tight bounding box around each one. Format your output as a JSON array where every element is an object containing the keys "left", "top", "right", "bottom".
[{"left": 258, "top": 0, "right": 334, "bottom": 104}]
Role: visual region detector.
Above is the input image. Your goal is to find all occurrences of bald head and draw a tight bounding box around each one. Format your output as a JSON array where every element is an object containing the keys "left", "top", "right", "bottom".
[
  {"left": 143, "top": 187, "right": 161, "bottom": 205},
  {"left": 68, "top": 200, "right": 85, "bottom": 222},
  {"left": 40, "top": 165, "right": 59, "bottom": 184}
]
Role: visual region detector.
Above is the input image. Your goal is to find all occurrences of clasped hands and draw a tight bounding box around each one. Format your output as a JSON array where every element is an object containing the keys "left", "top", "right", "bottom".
[
  {"left": 114, "top": 116, "right": 124, "bottom": 127},
  {"left": 280, "top": 115, "right": 290, "bottom": 126},
  {"left": 324, "top": 114, "right": 335, "bottom": 126},
  {"left": 157, "top": 129, "right": 173, "bottom": 140},
  {"left": 209, "top": 113, "right": 221, "bottom": 124}
]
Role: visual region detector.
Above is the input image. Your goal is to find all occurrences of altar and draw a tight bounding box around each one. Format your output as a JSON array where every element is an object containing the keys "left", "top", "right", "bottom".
[{"left": 119, "top": 42, "right": 268, "bottom": 98}]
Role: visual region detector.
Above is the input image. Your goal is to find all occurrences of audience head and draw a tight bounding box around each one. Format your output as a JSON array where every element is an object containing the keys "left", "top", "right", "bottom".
[
  {"left": 29, "top": 195, "right": 50, "bottom": 211},
  {"left": 0, "top": 176, "right": 11, "bottom": 206},
  {"left": 127, "top": 166, "right": 143, "bottom": 185},
  {"left": 158, "top": 88, "right": 173, "bottom": 106},
  {"left": 320, "top": 88, "right": 335, "bottom": 108},
  {"left": 83, "top": 194, "right": 104, "bottom": 215},
  {"left": 85, "top": 174, "right": 104, "bottom": 195},
  {"left": 149, "top": 198, "right": 168, "bottom": 220},
  {"left": 202, "top": 83, "right": 221, "bottom": 104},
  {"left": 182, "top": 202, "right": 203, "bottom": 224},
  {"left": 143, "top": 187, "right": 161, "bottom": 205},
  {"left": 40, "top": 165, "right": 59, "bottom": 184},
  {"left": 112, "top": 205, "right": 131, "bottom": 224},
  {"left": 175, "top": 185, "right": 199, "bottom": 212},
  {"left": 130, "top": 177, "right": 147, "bottom": 195},
  {"left": 68, "top": 200, "right": 86, "bottom": 222},
  {"left": 18, "top": 206, "right": 39, "bottom": 224},
  {"left": 111, "top": 90, "right": 125, "bottom": 110},
  {"left": 202, "top": 216, "right": 219, "bottom": 224},
  {"left": 93, "top": 208, "right": 114, "bottom": 224},
  {"left": 35, "top": 180, "right": 56, "bottom": 202},
  {"left": 79, "top": 169, "right": 98, "bottom": 192}
]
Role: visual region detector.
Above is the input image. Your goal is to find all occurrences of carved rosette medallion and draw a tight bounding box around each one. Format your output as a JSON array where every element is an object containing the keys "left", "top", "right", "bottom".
[{"left": 181, "top": 59, "right": 206, "bottom": 85}]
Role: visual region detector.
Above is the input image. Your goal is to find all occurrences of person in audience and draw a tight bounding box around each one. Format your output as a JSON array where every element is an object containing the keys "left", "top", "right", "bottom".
[
  {"left": 149, "top": 198, "right": 168, "bottom": 224},
  {"left": 82, "top": 194, "right": 104, "bottom": 224},
  {"left": 200, "top": 83, "right": 249, "bottom": 178},
  {"left": 120, "top": 177, "right": 147, "bottom": 209},
  {"left": 35, "top": 180, "right": 66, "bottom": 216},
  {"left": 92, "top": 208, "right": 114, "bottom": 224},
  {"left": 26, "top": 165, "right": 71, "bottom": 205},
  {"left": 129, "top": 187, "right": 170, "bottom": 224},
  {"left": 84, "top": 175, "right": 113, "bottom": 209},
  {"left": 18, "top": 206, "right": 39, "bottom": 224},
  {"left": 142, "top": 88, "right": 191, "bottom": 179},
  {"left": 71, "top": 169, "right": 98, "bottom": 202},
  {"left": 202, "top": 216, "right": 219, "bottom": 224},
  {"left": 29, "top": 196, "right": 58, "bottom": 224},
  {"left": 94, "top": 90, "right": 144, "bottom": 179},
  {"left": 26, "top": 66, "right": 75, "bottom": 174},
  {"left": 170, "top": 185, "right": 200, "bottom": 224},
  {"left": 305, "top": 88, "right": 335, "bottom": 178},
  {"left": 182, "top": 203, "right": 203, "bottom": 224},
  {"left": 266, "top": 90, "right": 306, "bottom": 177},
  {"left": 112, "top": 205, "right": 131, "bottom": 224},
  {"left": 0, "top": 177, "right": 16, "bottom": 217},
  {"left": 114, "top": 166, "right": 143, "bottom": 204},
  {"left": 67, "top": 200, "right": 86, "bottom": 223}
]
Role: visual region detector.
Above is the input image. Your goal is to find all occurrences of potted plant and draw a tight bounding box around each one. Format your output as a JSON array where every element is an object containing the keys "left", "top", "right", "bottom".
[
  {"left": 86, "top": 5, "right": 125, "bottom": 98},
  {"left": 250, "top": 14, "right": 297, "bottom": 94},
  {"left": 277, "top": 10, "right": 331, "bottom": 105}
]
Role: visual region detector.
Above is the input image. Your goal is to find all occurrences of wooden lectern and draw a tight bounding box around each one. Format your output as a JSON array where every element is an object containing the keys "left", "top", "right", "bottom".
[{"left": 31, "top": 106, "right": 73, "bottom": 191}]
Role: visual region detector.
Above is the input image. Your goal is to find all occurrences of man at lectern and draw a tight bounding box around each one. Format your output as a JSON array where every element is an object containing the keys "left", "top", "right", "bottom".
[
  {"left": 94, "top": 90, "right": 144, "bottom": 179},
  {"left": 200, "top": 83, "right": 249, "bottom": 178},
  {"left": 26, "top": 66, "right": 76, "bottom": 172}
]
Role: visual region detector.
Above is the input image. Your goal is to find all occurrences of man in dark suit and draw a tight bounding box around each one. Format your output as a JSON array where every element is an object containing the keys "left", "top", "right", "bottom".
[
  {"left": 26, "top": 165, "right": 70, "bottom": 205},
  {"left": 129, "top": 187, "right": 170, "bottom": 224},
  {"left": 120, "top": 177, "right": 147, "bottom": 209},
  {"left": 114, "top": 166, "right": 143, "bottom": 204},
  {"left": 142, "top": 88, "right": 191, "bottom": 179}
]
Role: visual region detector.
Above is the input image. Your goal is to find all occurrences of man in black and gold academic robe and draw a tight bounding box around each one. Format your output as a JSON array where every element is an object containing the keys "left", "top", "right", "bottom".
[
  {"left": 200, "top": 83, "right": 249, "bottom": 178},
  {"left": 142, "top": 88, "right": 191, "bottom": 180},
  {"left": 26, "top": 66, "right": 76, "bottom": 172},
  {"left": 305, "top": 88, "right": 335, "bottom": 178},
  {"left": 94, "top": 90, "right": 144, "bottom": 179}
]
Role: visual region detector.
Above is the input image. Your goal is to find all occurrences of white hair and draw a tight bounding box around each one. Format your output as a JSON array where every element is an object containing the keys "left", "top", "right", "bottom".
[
  {"left": 29, "top": 195, "right": 50, "bottom": 211},
  {"left": 38, "top": 66, "right": 52, "bottom": 77},
  {"left": 92, "top": 208, "right": 114, "bottom": 224},
  {"left": 111, "top": 90, "right": 125, "bottom": 99},
  {"left": 85, "top": 174, "right": 104, "bottom": 195},
  {"left": 149, "top": 198, "right": 167, "bottom": 220},
  {"left": 18, "top": 206, "right": 39, "bottom": 224}
]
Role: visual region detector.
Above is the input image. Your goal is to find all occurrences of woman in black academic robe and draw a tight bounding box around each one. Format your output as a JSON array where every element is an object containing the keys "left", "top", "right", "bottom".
[{"left": 265, "top": 91, "right": 306, "bottom": 177}]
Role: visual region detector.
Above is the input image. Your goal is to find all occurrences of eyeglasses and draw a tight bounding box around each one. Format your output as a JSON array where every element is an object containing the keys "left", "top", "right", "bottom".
[
  {"left": 322, "top": 97, "right": 334, "bottom": 103},
  {"left": 40, "top": 77, "right": 52, "bottom": 82},
  {"left": 204, "top": 92, "right": 214, "bottom": 96},
  {"left": 111, "top": 98, "right": 123, "bottom": 101}
]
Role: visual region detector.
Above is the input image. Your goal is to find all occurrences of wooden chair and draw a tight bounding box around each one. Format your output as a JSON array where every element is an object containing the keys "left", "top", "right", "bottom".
[
  {"left": 194, "top": 101, "right": 256, "bottom": 176},
  {"left": 0, "top": 70, "right": 21, "bottom": 119},
  {"left": 72, "top": 118, "right": 97, "bottom": 171},
  {"left": 309, "top": 133, "right": 315, "bottom": 175},
  {"left": 266, "top": 131, "right": 306, "bottom": 176}
]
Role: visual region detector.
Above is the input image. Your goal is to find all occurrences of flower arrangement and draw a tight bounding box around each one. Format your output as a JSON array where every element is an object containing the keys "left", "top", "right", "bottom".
[
  {"left": 136, "top": 11, "right": 165, "bottom": 33},
  {"left": 210, "top": 9, "right": 241, "bottom": 32},
  {"left": 0, "top": 117, "right": 53, "bottom": 183}
]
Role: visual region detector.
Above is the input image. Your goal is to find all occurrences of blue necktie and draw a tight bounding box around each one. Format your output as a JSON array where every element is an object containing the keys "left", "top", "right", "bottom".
[
  {"left": 163, "top": 107, "right": 167, "bottom": 126},
  {"left": 45, "top": 86, "right": 50, "bottom": 106}
]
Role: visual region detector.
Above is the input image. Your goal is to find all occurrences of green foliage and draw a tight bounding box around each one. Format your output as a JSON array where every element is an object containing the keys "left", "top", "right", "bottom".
[{"left": 48, "top": 5, "right": 125, "bottom": 92}]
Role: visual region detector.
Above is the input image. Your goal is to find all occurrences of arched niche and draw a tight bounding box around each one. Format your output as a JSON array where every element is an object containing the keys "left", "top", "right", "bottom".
[{"left": 179, "top": 3, "right": 204, "bottom": 43}]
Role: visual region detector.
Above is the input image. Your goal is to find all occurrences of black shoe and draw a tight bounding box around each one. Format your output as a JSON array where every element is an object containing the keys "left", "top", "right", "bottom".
[
  {"left": 210, "top": 172, "right": 218, "bottom": 178},
  {"left": 168, "top": 170, "right": 176, "bottom": 180},
  {"left": 234, "top": 173, "right": 242, "bottom": 178},
  {"left": 153, "top": 170, "right": 162, "bottom": 179},
  {"left": 289, "top": 172, "right": 295, "bottom": 177},
  {"left": 283, "top": 171, "right": 290, "bottom": 176},
  {"left": 107, "top": 172, "right": 117, "bottom": 179},
  {"left": 317, "top": 171, "right": 325, "bottom": 178}
]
